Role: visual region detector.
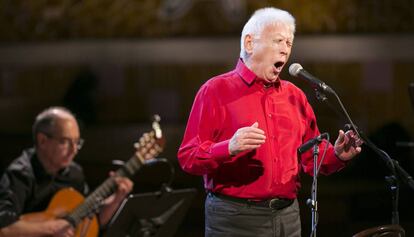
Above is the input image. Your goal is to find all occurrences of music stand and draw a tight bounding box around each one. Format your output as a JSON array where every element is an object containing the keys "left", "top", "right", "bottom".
[{"left": 102, "top": 188, "right": 197, "bottom": 237}]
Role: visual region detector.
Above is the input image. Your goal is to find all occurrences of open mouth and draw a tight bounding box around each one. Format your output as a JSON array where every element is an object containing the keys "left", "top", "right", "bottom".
[{"left": 274, "top": 61, "right": 285, "bottom": 72}]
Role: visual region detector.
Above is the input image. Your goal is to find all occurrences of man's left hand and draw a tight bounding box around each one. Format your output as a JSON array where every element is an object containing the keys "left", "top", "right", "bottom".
[
  {"left": 112, "top": 173, "right": 134, "bottom": 201},
  {"left": 334, "top": 130, "right": 363, "bottom": 161},
  {"left": 103, "top": 172, "right": 134, "bottom": 206}
]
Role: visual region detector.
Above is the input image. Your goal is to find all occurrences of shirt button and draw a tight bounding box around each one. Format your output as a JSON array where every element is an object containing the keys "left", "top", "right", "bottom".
[{"left": 268, "top": 114, "right": 272, "bottom": 118}]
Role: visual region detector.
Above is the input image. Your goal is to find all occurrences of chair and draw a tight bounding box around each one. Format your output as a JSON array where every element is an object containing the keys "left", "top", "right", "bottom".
[{"left": 353, "top": 224, "right": 405, "bottom": 237}]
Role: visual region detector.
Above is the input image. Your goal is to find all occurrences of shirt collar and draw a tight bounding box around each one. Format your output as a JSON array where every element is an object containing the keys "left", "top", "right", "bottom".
[
  {"left": 235, "top": 58, "right": 281, "bottom": 89},
  {"left": 30, "top": 148, "right": 70, "bottom": 179},
  {"left": 235, "top": 58, "right": 256, "bottom": 85}
]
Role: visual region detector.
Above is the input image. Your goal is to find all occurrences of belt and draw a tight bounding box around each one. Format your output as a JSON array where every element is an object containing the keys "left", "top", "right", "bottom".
[{"left": 212, "top": 193, "right": 294, "bottom": 210}]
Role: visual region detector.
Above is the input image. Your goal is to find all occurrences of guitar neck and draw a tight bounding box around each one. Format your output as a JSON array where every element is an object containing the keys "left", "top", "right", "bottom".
[
  {"left": 65, "top": 116, "right": 164, "bottom": 227},
  {"left": 67, "top": 155, "right": 144, "bottom": 226}
]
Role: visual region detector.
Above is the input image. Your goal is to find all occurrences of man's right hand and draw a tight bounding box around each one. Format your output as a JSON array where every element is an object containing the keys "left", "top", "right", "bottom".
[
  {"left": 44, "top": 219, "right": 74, "bottom": 237},
  {"left": 229, "top": 122, "right": 266, "bottom": 156},
  {"left": 0, "top": 218, "right": 74, "bottom": 237}
]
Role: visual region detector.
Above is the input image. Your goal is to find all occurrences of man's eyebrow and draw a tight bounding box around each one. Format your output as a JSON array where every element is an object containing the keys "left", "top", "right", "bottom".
[{"left": 273, "top": 33, "right": 292, "bottom": 38}]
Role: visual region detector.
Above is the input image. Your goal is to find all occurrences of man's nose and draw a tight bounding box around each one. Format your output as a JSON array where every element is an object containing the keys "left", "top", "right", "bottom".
[{"left": 280, "top": 43, "right": 288, "bottom": 55}]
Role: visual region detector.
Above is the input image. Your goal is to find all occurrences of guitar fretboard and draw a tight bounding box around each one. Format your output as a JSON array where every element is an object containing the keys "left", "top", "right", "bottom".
[{"left": 65, "top": 120, "right": 164, "bottom": 227}]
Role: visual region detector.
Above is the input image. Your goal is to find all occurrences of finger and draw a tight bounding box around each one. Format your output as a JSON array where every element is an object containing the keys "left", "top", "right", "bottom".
[
  {"left": 115, "top": 184, "right": 128, "bottom": 194},
  {"left": 351, "top": 145, "right": 362, "bottom": 154},
  {"left": 115, "top": 177, "right": 128, "bottom": 186},
  {"left": 242, "top": 127, "right": 265, "bottom": 136},
  {"left": 348, "top": 145, "right": 362, "bottom": 157},
  {"left": 241, "top": 123, "right": 264, "bottom": 133},
  {"left": 242, "top": 144, "right": 262, "bottom": 151},
  {"left": 241, "top": 138, "right": 266, "bottom": 145},
  {"left": 242, "top": 132, "right": 266, "bottom": 140},
  {"left": 241, "top": 125, "right": 265, "bottom": 134},
  {"left": 347, "top": 130, "right": 357, "bottom": 136},
  {"left": 354, "top": 138, "right": 363, "bottom": 147},
  {"left": 346, "top": 131, "right": 363, "bottom": 147},
  {"left": 118, "top": 178, "right": 132, "bottom": 189},
  {"left": 67, "top": 228, "right": 74, "bottom": 236},
  {"left": 116, "top": 178, "right": 133, "bottom": 192},
  {"left": 336, "top": 130, "right": 346, "bottom": 144}
]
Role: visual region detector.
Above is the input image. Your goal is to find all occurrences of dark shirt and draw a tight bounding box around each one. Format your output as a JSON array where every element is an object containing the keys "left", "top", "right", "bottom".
[{"left": 0, "top": 148, "right": 88, "bottom": 228}]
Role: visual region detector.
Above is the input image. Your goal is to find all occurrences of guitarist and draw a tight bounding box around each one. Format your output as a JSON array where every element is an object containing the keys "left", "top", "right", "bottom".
[{"left": 0, "top": 107, "right": 133, "bottom": 237}]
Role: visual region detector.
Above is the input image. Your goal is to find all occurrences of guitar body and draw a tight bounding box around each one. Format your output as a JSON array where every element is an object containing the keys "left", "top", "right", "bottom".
[{"left": 21, "top": 188, "right": 99, "bottom": 237}]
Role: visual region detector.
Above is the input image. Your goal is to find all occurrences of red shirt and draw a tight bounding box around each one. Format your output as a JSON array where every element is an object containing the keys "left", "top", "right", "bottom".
[{"left": 177, "top": 59, "right": 346, "bottom": 200}]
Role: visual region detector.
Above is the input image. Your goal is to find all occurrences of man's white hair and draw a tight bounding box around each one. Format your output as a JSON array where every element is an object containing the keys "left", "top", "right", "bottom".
[{"left": 240, "top": 7, "right": 296, "bottom": 61}]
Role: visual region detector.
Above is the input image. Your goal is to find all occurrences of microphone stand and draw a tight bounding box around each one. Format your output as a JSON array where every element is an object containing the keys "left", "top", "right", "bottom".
[
  {"left": 299, "top": 130, "right": 330, "bottom": 237},
  {"left": 314, "top": 87, "right": 414, "bottom": 225},
  {"left": 308, "top": 144, "right": 320, "bottom": 237}
]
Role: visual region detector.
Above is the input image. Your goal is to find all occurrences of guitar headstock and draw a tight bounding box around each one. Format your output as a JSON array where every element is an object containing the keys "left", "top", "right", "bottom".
[{"left": 133, "top": 115, "right": 165, "bottom": 164}]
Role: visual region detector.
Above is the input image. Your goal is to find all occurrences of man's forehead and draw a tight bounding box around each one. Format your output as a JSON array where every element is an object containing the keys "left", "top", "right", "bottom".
[
  {"left": 261, "top": 24, "right": 294, "bottom": 39},
  {"left": 53, "top": 117, "right": 79, "bottom": 134},
  {"left": 51, "top": 109, "right": 73, "bottom": 119}
]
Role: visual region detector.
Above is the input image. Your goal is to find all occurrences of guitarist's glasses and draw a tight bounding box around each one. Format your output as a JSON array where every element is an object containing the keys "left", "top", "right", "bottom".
[{"left": 45, "top": 134, "right": 85, "bottom": 150}]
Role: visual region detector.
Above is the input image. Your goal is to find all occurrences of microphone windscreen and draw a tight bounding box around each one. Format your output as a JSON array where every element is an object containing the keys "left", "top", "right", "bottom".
[{"left": 289, "top": 63, "right": 303, "bottom": 77}]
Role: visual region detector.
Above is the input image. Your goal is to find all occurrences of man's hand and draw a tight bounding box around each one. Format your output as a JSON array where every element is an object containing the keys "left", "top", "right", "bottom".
[
  {"left": 113, "top": 175, "right": 134, "bottom": 200},
  {"left": 98, "top": 173, "right": 134, "bottom": 226},
  {"left": 229, "top": 122, "right": 266, "bottom": 156},
  {"left": 45, "top": 219, "right": 74, "bottom": 237},
  {"left": 0, "top": 218, "right": 74, "bottom": 237},
  {"left": 107, "top": 172, "right": 134, "bottom": 203},
  {"left": 334, "top": 129, "right": 363, "bottom": 161}
]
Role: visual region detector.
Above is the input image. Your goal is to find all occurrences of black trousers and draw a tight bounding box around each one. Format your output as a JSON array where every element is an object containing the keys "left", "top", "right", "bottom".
[{"left": 205, "top": 193, "right": 301, "bottom": 237}]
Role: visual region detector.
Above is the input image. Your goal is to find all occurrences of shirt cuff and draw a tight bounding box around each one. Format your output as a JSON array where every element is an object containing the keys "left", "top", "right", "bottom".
[
  {"left": 335, "top": 153, "right": 349, "bottom": 164},
  {"left": 326, "top": 147, "right": 348, "bottom": 170},
  {"left": 210, "top": 140, "right": 230, "bottom": 161}
]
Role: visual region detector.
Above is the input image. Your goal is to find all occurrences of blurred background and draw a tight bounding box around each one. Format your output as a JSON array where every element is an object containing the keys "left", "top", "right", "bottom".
[{"left": 1, "top": 0, "right": 414, "bottom": 236}]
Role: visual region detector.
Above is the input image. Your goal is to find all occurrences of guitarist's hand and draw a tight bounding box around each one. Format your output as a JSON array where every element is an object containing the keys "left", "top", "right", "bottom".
[
  {"left": 98, "top": 172, "right": 134, "bottom": 226},
  {"left": 113, "top": 175, "right": 134, "bottom": 200},
  {"left": 45, "top": 219, "right": 74, "bottom": 237},
  {"left": 0, "top": 219, "right": 74, "bottom": 237},
  {"left": 108, "top": 171, "right": 134, "bottom": 202}
]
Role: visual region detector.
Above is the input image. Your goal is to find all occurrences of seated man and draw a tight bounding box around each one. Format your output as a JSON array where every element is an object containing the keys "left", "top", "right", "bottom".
[{"left": 0, "top": 106, "right": 133, "bottom": 237}]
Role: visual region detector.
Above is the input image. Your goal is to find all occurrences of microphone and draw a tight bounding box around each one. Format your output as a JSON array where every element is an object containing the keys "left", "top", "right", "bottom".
[
  {"left": 298, "top": 133, "right": 329, "bottom": 154},
  {"left": 289, "top": 63, "right": 334, "bottom": 94}
]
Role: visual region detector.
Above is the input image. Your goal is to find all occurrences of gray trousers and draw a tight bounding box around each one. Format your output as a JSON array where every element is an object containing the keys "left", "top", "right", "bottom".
[{"left": 205, "top": 193, "right": 301, "bottom": 237}]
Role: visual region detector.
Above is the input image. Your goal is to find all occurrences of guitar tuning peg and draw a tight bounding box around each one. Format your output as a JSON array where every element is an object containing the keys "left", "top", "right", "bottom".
[
  {"left": 149, "top": 149, "right": 157, "bottom": 156},
  {"left": 145, "top": 153, "right": 153, "bottom": 160},
  {"left": 153, "top": 114, "right": 161, "bottom": 123},
  {"left": 154, "top": 144, "right": 161, "bottom": 151}
]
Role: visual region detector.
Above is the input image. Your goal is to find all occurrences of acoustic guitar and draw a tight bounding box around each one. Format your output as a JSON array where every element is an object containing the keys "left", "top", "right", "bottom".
[{"left": 20, "top": 115, "right": 165, "bottom": 237}]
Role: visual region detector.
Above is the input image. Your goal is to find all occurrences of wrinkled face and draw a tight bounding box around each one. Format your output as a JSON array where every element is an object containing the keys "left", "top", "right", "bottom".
[
  {"left": 244, "top": 23, "right": 293, "bottom": 83},
  {"left": 37, "top": 117, "right": 81, "bottom": 172}
]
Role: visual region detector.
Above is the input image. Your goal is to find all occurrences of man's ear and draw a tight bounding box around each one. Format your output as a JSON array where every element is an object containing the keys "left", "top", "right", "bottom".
[
  {"left": 36, "top": 133, "right": 48, "bottom": 148},
  {"left": 244, "top": 34, "right": 254, "bottom": 55}
]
